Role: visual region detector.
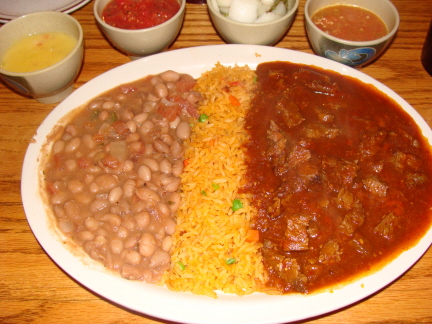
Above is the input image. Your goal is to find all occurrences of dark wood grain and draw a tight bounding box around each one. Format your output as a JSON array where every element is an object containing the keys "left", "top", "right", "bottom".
[{"left": 1, "top": 1, "right": 431, "bottom": 323}]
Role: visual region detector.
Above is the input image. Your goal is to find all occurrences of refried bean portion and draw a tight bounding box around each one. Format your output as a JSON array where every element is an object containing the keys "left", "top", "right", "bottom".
[{"left": 44, "top": 70, "right": 200, "bottom": 283}]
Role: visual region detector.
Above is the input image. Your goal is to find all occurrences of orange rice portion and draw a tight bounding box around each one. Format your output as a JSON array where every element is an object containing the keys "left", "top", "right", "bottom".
[{"left": 162, "top": 63, "right": 265, "bottom": 298}]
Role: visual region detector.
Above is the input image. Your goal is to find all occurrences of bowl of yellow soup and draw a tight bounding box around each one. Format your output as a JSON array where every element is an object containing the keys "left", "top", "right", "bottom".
[{"left": 0, "top": 11, "right": 84, "bottom": 104}]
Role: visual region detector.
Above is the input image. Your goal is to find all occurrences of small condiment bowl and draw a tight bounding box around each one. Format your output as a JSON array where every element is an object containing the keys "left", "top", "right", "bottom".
[
  {"left": 0, "top": 11, "right": 84, "bottom": 104},
  {"left": 207, "top": 0, "right": 299, "bottom": 45},
  {"left": 305, "top": 0, "right": 399, "bottom": 68},
  {"left": 94, "top": 0, "right": 186, "bottom": 60}
]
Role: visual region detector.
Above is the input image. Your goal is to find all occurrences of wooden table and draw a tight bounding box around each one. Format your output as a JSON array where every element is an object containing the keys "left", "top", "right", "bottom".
[{"left": 1, "top": 1, "right": 431, "bottom": 323}]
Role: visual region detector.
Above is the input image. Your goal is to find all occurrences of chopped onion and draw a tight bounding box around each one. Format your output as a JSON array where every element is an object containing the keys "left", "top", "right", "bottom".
[
  {"left": 229, "top": 0, "right": 259, "bottom": 24},
  {"left": 218, "top": 0, "right": 288, "bottom": 24}
]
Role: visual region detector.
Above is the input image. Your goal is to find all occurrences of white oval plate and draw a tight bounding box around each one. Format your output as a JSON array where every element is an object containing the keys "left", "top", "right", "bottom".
[
  {"left": 0, "top": 0, "right": 92, "bottom": 23},
  {"left": 21, "top": 44, "right": 432, "bottom": 324}
]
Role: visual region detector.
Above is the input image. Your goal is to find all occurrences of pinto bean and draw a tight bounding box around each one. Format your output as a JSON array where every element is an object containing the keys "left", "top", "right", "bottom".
[
  {"left": 65, "top": 124, "right": 79, "bottom": 137},
  {"left": 170, "top": 141, "right": 183, "bottom": 159},
  {"left": 159, "top": 159, "right": 172, "bottom": 174},
  {"left": 123, "top": 250, "right": 142, "bottom": 265},
  {"left": 138, "top": 232, "right": 157, "bottom": 257},
  {"left": 65, "top": 137, "right": 81, "bottom": 153},
  {"left": 117, "top": 225, "right": 129, "bottom": 238},
  {"left": 142, "top": 158, "right": 159, "bottom": 172},
  {"left": 134, "top": 211, "right": 150, "bottom": 229},
  {"left": 160, "top": 70, "right": 181, "bottom": 82},
  {"left": 123, "top": 179, "right": 136, "bottom": 198},
  {"left": 162, "top": 236, "right": 173, "bottom": 252},
  {"left": 149, "top": 249, "right": 170, "bottom": 268},
  {"left": 124, "top": 233, "right": 140, "bottom": 249},
  {"left": 169, "top": 116, "right": 181, "bottom": 129},
  {"left": 164, "top": 218, "right": 176, "bottom": 235},
  {"left": 95, "top": 174, "right": 118, "bottom": 191},
  {"left": 138, "top": 164, "right": 152, "bottom": 181},
  {"left": 98, "top": 213, "right": 122, "bottom": 226},
  {"left": 154, "top": 139, "right": 170, "bottom": 154},
  {"left": 163, "top": 176, "right": 181, "bottom": 192},
  {"left": 79, "top": 230, "right": 95, "bottom": 241},
  {"left": 139, "top": 120, "right": 154, "bottom": 135},
  {"left": 82, "top": 134, "right": 96, "bottom": 149},
  {"left": 135, "top": 187, "right": 161, "bottom": 204},
  {"left": 133, "top": 112, "right": 149, "bottom": 124},
  {"left": 85, "top": 217, "right": 99, "bottom": 231},
  {"left": 154, "top": 82, "right": 168, "bottom": 98},
  {"left": 166, "top": 192, "right": 181, "bottom": 213},
  {"left": 108, "top": 186, "right": 123, "bottom": 204},
  {"left": 172, "top": 159, "right": 184, "bottom": 177},
  {"left": 52, "top": 140, "right": 65, "bottom": 155},
  {"left": 111, "top": 238, "right": 124, "bottom": 254},
  {"left": 67, "top": 179, "right": 84, "bottom": 194},
  {"left": 126, "top": 120, "right": 137, "bottom": 133},
  {"left": 155, "top": 202, "right": 170, "bottom": 219},
  {"left": 102, "top": 100, "right": 115, "bottom": 109},
  {"left": 160, "top": 134, "right": 174, "bottom": 145},
  {"left": 176, "top": 121, "right": 191, "bottom": 140}
]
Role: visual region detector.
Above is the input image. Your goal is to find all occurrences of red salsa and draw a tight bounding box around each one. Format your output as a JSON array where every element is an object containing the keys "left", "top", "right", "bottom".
[
  {"left": 311, "top": 5, "right": 388, "bottom": 42},
  {"left": 102, "top": 0, "right": 181, "bottom": 30}
]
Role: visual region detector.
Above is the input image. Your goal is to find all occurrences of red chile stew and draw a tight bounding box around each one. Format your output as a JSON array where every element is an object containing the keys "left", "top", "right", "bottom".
[
  {"left": 311, "top": 5, "right": 388, "bottom": 42},
  {"left": 242, "top": 62, "right": 432, "bottom": 294},
  {"left": 44, "top": 71, "right": 199, "bottom": 283},
  {"left": 102, "top": 0, "right": 181, "bottom": 29}
]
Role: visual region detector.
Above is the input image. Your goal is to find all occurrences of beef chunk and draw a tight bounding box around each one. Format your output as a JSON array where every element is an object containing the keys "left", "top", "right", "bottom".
[
  {"left": 406, "top": 172, "right": 428, "bottom": 188},
  {"left": 362, "top": 175, "right": 388, "bottom": 196},
  {"left": 262, "top": 245, "right": 308, "bottom": 293},
  {"left": 281, "top": 214, "right": 311, "bottom": 251},
  {"left": 374, "top": 212, "right": 398, "bottom": 240},
  {"left": 339, "top": 206, "right": 365, "bottom": 235},
  {"left": 319, "top": 240, "right": 342, "bottom": 264},
  {"left": 274, "top": 96, "right": 305, "bottom": 128},
  {"left": 303, "top": 124, "right": 340, "bottom": 139}
]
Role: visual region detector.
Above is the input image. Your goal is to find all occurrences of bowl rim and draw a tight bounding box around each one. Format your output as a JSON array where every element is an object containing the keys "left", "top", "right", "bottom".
[
  {"left": 304, "top": 0, "right": 400, "bottom": 46},
  {"left": 207, "top": 0, "right": 300, "bottom": 27},
  {"left": 0, "top": 11, "right": 84, "bottom": 76},
  {"left": 93, "top": 0, "right": 186, "bottom": 33}
]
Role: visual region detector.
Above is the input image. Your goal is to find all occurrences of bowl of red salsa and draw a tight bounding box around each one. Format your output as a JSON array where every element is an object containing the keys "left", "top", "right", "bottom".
[
  {"left": 94, "top": 0, "right": 185, "bottom": 59},
  {"left": 304, "top": 0, "right": 399, "bottom": 68}
]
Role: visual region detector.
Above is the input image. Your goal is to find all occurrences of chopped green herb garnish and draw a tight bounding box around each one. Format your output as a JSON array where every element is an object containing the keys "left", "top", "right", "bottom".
[
  {"left": 212, "top": 183, "right": 220, "bottom": 191},
  {"left": 91, "top": 109, "right": 101, "bottom": 119},
  {"left": 232, "top": 199, "right": 243, "bottom": 211},
  {"left": 177, "top": 261, "right": 186, "bottom": 271},
  {"left": 201, "top": 190, "right": 207, "bottom": 196},
  {"left": 199, "top": 114, "right": 209, "bottom": 122},
  {"left": 225, "top": 258, "right": 237, "bottom": 265},
  {"left": 110, "top": 111, "right": 118, "bottom": 122}
]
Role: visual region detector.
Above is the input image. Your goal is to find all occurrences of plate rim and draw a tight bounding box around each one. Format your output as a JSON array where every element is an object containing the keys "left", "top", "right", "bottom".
[
  {"left": 21, "top": 44, "right": 432, "bottom": 324},
  {"left": 0, "top": 0, "right": 92, "bottom": 23}
]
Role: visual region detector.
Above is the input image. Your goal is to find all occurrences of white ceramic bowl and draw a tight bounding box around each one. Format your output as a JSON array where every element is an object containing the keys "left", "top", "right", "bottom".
[
  {"left": 207, "top": 0, "right": 299, "bottom": 45},
  {"left": 305, "top": 0, "right": 399, "bottom": 68},
  {"left": 0, "top": 11, "right": 84, "bottom": 104},
  {"left": 94, "top": 0, "right": 185, "bottom": 60}
]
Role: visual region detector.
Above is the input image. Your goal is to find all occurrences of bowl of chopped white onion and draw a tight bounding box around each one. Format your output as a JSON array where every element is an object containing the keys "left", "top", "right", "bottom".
[{"left": 207, "top": 0, "right": 299, "bottom": 45}]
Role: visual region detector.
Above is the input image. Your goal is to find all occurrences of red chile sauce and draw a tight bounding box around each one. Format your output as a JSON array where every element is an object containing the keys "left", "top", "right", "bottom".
[
  {"left": 102, "top": 0, "right": 180, "bottom": 30},
  {"left": 311, "top": 5, "right": 388, "bottom": 42},
  {"left": 241, "top": 62, "right": 432, "bottom": 294}
]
